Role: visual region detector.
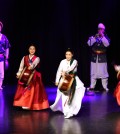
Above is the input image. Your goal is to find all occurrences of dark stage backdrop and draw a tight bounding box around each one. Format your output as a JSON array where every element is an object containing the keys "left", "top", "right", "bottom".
[{"left": 0, "top": 0, "right": 120, "bottom": 90}]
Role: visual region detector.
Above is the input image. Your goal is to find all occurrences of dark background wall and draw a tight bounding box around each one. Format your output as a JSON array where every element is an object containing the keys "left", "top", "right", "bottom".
[{"left": 0, "top": 0, "right": 120, "bottom": 90}]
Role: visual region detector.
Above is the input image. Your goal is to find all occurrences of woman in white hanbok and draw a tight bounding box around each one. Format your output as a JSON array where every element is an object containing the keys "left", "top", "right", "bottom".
[{"left": 50, "top": 49, "right": 85, "bottom": 118}]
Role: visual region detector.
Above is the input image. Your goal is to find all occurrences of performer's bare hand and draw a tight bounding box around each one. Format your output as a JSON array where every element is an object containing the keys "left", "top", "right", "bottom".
[
  {"left": 61, "top": 71, "right": 66, "bottom": 77},
  {"left": 114, "top": 65, "right": 120, "bottom": 72},
  {"left": 16, "top": 75, "right": 20, "bottom": 79},
  {"left": 28, "top": 66, "right": 32, "bottom": 70},
  {"left": 89, "top": 36, "right": 94, "bottom": 40},
  {"left": 99, "top": 31, "right": 104, "bottom": 37},
  {"left": 55, "top": 83, "right": 58, "bottom": 86}
]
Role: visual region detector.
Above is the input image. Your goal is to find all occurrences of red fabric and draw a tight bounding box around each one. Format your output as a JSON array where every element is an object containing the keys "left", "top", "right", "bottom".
[
  {"left": 13, "top": 55, "right": 49, "bottom": 110},
  {"left": 114, "top": 82, "right": 120, "bottom": 105},
  {"left": 24, "top": 55, "right": 37, "bottom": 67}
]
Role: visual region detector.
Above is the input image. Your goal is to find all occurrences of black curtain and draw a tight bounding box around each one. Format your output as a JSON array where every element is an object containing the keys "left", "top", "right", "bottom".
[{"left": 0, "top": 0, "right": 120, "bottom": 90}]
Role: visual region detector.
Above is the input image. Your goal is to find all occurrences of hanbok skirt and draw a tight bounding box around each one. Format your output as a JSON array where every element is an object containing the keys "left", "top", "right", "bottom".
[
  {"left": 50, "top": 76, "right": 85, "bottom": 116},
  {"left": 13, "top": 71, "right": 49, "bottom": 110}
]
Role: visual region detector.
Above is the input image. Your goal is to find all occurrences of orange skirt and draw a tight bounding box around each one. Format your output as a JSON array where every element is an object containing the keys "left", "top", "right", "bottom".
[
  {"left": 114, "top": 82, "right": 120, "bottom": 105},
  {"left": 13, "top": 72, "right": 49, "bottom": 110}
]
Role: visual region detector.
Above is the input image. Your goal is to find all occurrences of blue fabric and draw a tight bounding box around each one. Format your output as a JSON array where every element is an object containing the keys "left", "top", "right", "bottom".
[
  {"left": 0, "top": 34, "right": 11, "bottom": 61},
  {"left": 0, "top": 54, "right": 4, "bottom": 62},
  {"left": 0, "top": 34, "right": 11, "bottom": 54}
]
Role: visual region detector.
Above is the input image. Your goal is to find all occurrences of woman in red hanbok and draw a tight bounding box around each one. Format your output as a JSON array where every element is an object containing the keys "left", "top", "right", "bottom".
[
  {"left": 114, "top": 65, "right": 120, "bottom": 105},
  {"left": 13, "top": 44, "right": 49, "bottom": 110}
]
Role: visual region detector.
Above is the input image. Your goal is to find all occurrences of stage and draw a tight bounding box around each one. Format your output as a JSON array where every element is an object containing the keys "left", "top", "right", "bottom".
[{"left": 0, "top": 85, "right": 120, "bottom": 134}]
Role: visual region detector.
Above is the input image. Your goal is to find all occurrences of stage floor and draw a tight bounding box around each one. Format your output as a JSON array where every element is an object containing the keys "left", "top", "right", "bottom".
[{"left": 0, "top": 85, "right": 120, "bottom": 134}]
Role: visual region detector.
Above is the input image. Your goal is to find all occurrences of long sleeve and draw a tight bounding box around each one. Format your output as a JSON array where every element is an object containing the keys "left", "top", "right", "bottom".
[
  {"left": 101, "top": 36, "right": 110, "bottom": 47},
  {"left": 16, "top": 57, "right": 25, "bottom": 76},
  {"left": 4, "top": 35, "right": 11, "bottom": 49},
  {"left": 87, "top": 37, "right": 96, "bottom": 46},
  {"left": 2, "top": 34, "right": 10, "bottom": 59},
  {"left": 55, "top": 61, "right": 63, "bottom": 83},
  {"left": 4, "top": 48, "right": 9, "bottom": 59},
  {"left": 66, "top": 60, "right": 78, "bottom": 73},
  {"left": 30, "top": 57, "right": 40, "bottom": 69}
]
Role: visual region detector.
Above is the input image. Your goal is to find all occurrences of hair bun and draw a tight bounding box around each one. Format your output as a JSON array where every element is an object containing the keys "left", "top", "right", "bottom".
[{"left": 66, "top": 48, "right": 74, "bottom": 54}]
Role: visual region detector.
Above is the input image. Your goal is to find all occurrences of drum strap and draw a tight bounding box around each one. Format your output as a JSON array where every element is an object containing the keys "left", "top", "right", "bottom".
[
  {"left": 69, "top": 59, "right": 77, "bottom": 75},
  {"left": 68, "top": 78, "right": 76, "bottom": 105},
  {"left": 68, "top": 58, "right": 77, "bottom": 105}
]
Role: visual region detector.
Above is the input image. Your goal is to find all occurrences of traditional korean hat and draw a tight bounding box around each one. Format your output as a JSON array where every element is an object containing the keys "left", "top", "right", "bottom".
[
  {"left": 0, "top": 21, "right": 3, "bottom": 28},
  {"left": 98, "top": 23, "right": 105, "bottom": 30}
]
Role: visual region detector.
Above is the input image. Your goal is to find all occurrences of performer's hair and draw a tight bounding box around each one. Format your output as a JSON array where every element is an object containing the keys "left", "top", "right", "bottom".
[
  {"left": 65, "top": 48, "right": 74, "bottom": 55},
  {"left": 27, "top": 43, "right": 39, "bottom": 56},
  {"left": 28, "top": 43, "right": 37, "bottom": 49}
]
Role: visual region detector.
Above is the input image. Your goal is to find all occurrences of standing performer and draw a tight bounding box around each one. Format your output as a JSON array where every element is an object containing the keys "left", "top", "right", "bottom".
[
  {"left": 0, "top": 21, "right": 11, "bottom": 90},
  {"left": 114, "top": 65, "right": 120, "bottom": 105},
  {"left": 87, "top": 23, "right": 110, "bottom": 92},
  {"left": 50, "top": 48, "right": 85, "bottom": 119},
  {"left": 13, "top": 44, "right": 49, "bottom": 110}
]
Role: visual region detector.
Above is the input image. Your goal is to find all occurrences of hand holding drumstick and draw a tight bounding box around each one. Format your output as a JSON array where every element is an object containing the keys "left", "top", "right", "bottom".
[
  {"left": 28, "top": 66, "right": 33, "bottom": 70},
  {"left": 114, "top": 65, "right": 120, "bottom": 72},
  {"left": 55, "top": 71, "right": 67, "bottom": 86}
]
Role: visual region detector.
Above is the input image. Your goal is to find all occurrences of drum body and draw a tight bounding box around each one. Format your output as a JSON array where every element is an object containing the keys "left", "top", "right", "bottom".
[
  {"left": 19, "top": 67, "right": 35, "bottom": 86},
  {"left": 58, "top": 74, "right": 74, "bottom": 95}
]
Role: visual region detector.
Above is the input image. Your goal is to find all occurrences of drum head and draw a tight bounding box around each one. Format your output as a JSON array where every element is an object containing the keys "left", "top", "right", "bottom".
[
  {"left": 58, "top": 74, "right": 74, "bottom": 95},
  {"left": 18, "top": 67, "right": 35, "bottom": 86}
]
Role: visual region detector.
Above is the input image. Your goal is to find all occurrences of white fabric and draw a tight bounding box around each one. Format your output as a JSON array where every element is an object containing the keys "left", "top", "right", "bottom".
[
  {"left": 90, "top": 77, "right": 108, "bottom": 89},
  {"left": 50, "top": 59, "right": 85, "bottom": 117},
  {"left": 90, "top": 78, "right": 97, "bottom": 89},
  {"left": 90, "top": 56, "right": 109, "bottom": 89},
  {"left": 0, "top": 61, "right": 4, "bottom": 79},
  {"left": 101, "top": 36, "right": 110, "bottom": 47},
  {"left": 55, "top": 59, "right": 77, "bottom": 83},
  {"left": 90, "top": 57, "right": 109, "bottom": 79},
  {"left": 87, "top": 37, "right": 96, "bottom": 46},
  {"left": 0, "top": 61, "right": 4, "bottom": 88},
  {"left": 101, "top": 78, "right": 108, "bottom": 89},
  {"left": 87, "top": 32, "right": 109, "bottom": 90},
  {"left": 17, "top": 55, "right": 40, "bottom": 76},
  {"left": 87, "top": 36, "right": 110, "bottom": 47}
]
